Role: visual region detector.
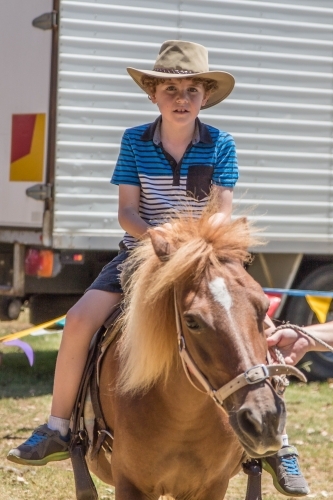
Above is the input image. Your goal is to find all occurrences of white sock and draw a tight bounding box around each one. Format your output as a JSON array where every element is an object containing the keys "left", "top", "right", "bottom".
[
  {"left": 282, "top": 434, "right": 289, "bottom": 447},
  {"left": 47, "top": 415, "right": 70, "bottom": 437}
]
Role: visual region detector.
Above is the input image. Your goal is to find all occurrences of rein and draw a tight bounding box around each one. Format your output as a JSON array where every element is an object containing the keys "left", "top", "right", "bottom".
[{"left": 174, "top": 292, "right": 307, "bottom": 407}]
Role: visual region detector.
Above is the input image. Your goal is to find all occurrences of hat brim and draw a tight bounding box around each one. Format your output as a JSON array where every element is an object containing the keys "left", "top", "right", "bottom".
[{"left": 127, "top": 67, "right": 235, "bottom": 109}]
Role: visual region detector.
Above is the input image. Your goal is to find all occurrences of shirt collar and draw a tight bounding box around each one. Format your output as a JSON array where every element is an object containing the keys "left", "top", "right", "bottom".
[{"left": 140, "top": 116, "right": 212, "bottom": 145}]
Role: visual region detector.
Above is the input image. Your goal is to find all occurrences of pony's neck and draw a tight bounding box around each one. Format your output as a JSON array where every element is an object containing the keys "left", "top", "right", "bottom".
[{"left": 155, "top": 360, "right": 213, "bottom": 420}]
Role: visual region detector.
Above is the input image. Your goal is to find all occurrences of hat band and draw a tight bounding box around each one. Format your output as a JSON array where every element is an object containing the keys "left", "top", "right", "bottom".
[{"left": 153, "top": 67, "right": 195, "bottom": 74}]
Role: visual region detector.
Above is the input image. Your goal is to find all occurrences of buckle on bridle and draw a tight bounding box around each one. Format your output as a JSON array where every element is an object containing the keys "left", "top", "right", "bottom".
[
  {"left": 244, "top": 364, "right": 269, "bottom": 385},
  {"left": 178, "top": 335, "right": 186, "bottom": 352}
]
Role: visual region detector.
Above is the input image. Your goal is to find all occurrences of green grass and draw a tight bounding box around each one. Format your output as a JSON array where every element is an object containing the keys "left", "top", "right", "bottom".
[
  {"left": 0, "top": 333, "right": 60, "bottom": 398},
  {"left": 1, "top": 311, "right": 333, "bottom": 499}
]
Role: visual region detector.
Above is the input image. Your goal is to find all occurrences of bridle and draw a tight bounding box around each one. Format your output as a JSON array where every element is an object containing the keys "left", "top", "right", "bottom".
[{"left": 174, "top": 291, "right": 307, "bottom": 407}]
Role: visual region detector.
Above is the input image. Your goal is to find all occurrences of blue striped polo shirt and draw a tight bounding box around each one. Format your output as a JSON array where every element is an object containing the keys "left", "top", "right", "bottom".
[{"left": 111, "top": 116, "right": 238, "bottom": 249}]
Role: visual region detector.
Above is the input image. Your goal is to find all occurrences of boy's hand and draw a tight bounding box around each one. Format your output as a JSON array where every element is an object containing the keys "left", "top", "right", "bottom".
[
  {"left": 154, "top": 222, "right": 172, "bottom": 235},
  {"left": 208, "top": 212, "right": 230, "bottom": 227},
  {"left": 267, "top": 328, "right": 311, "bottom": 366}
]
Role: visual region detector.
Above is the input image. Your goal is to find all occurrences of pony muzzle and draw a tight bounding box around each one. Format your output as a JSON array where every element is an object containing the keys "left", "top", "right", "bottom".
[{"left": 233, "top": 390, "right": 286, "bottom": 457}]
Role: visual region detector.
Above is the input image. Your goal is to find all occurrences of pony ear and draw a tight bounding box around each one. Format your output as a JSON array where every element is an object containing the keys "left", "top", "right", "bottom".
[{"left": 148, "top": 229, "right": 174, "bottom": 261}]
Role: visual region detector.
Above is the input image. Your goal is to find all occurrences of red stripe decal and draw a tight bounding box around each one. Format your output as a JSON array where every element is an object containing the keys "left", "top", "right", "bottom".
[{"left": 11, "top": 114, "right": 37, "bottom": 163}]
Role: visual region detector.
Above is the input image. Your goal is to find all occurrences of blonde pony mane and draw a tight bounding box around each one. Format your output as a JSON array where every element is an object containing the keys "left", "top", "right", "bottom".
[{"left": 117, "top": 202, "right": 262, "bottom": 395}]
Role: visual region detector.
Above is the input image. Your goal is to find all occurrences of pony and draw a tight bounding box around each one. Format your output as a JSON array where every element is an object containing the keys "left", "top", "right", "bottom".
[{"left": 87, "top": 207, "right": 288, "bottom": 500}]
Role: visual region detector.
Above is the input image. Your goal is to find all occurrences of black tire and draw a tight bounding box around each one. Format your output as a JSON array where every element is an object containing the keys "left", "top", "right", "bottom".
[
  {"left": 29, "top": 294, "right": 82, "bottom": 325},
  {"left": 0, "top": 297, "right": 22, "bottom": 321},
  {"left": 285, "top": 264, "right": 333, "bottom": 381}
]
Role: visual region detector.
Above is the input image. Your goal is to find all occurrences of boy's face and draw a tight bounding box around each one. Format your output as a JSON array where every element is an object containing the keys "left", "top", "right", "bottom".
[{"left": 150, "top": 78, "right": 209, "bottom": 126}]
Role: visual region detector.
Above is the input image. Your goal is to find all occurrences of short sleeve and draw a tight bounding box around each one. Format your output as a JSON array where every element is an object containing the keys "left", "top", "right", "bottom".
[
  {"left": 111, "top": 132, "right": 141, "bottom": 186},
  {"left": 212, "top": 133, "right": 239, "bottom": 188}
]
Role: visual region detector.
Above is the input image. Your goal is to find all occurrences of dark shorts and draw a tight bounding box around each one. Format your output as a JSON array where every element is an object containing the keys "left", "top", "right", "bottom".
[{"left": 86, "top": 243, "right": 130, "bottom": 294}]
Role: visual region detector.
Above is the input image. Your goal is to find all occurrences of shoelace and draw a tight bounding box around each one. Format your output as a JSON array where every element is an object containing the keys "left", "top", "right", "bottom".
[
  {"left": 23, "top": 432, "right": 47, "bottom": 447},
  {"left": 281, "top": 455, "right": 301, "bottom": 476}
]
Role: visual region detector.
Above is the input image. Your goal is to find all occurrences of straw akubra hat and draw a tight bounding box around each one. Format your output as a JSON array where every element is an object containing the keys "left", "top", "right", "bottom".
[{"left": 127, "top": 40, "right": 235, "bottom": 110}]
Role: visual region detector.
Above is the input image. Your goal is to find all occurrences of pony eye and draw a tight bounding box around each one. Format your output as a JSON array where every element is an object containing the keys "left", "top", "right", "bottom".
[{"left": 185, "top": 316, "right": 200, "bottom": 330}]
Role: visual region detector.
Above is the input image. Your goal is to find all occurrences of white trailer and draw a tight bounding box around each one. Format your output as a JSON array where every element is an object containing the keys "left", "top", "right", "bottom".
[{"left": 1, "top": 0, "right": 333, "bottom": 377}]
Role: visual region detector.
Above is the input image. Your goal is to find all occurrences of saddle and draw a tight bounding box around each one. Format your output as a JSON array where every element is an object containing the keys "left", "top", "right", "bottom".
[{"left": 70, "top": 306, "right": 122, "bottom": 500}]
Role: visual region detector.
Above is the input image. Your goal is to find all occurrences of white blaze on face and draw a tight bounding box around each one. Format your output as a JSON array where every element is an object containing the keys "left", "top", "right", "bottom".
[
  {"left": 208, "top": 276, "right": 252, "bottom": 364},
  {"left": 209, "top": 277, "right": 232, "bottom": 314}
]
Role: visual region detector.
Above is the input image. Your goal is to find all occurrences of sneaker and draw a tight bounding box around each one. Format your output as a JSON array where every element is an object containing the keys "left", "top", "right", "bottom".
[
  {"left": 262, "top": 446, "right": 310, "bottom": 497},
  {"left": 7, "top": 424, "right": 70, "bottom": 466}
]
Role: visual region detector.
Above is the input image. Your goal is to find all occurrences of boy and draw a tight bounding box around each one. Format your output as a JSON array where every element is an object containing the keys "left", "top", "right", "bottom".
[{"left": 7, "top": 40, "right": 308, "bottom": 496}]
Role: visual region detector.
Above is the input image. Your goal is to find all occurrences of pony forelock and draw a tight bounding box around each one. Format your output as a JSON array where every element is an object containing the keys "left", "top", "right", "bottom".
[{"left": 117, "top": 204, "right": 263, "bottom": 395}]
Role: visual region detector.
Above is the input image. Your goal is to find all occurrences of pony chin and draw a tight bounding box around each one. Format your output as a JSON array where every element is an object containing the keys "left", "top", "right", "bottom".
[{"left": 240, "top": 433, "right": 284, "bottom": 459}]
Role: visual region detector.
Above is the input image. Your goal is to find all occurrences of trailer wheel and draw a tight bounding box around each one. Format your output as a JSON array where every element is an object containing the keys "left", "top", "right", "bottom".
[
  {"left": 285, "top": 264, "right": 333, "bottom": 381},
  {"left": 0, "top": 297, "right": 22, "bottom": 321},
  {"left": 29, "top": 294, "right": 82, "bottom": 325}
]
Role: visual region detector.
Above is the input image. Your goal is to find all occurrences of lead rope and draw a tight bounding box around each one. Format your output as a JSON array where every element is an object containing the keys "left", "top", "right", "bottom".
[
  {"left": 266, "top": 347, "right": 289, "bottom": 396},
  {"left": 271, "top": 322, "right": 333, "bottom": 353},
  {"left": 266, "top": 328, "right": 290, "bottom": 396}
]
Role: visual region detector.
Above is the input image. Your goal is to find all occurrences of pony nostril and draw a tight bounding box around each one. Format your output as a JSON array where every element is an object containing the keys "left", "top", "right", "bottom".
[{"left": 237, "top": 407, "right": 263, "bottom": 436}]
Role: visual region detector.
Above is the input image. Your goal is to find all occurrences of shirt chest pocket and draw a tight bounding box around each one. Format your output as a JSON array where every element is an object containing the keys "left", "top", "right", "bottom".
[{"left": 186, "top": 165, "right": 214, "bottom": 201}]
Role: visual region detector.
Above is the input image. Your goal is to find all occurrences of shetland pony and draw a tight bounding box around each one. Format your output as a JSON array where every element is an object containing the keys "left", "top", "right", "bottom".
[{"left": 87, "top": 209, "right": 286, "bottom": 500}]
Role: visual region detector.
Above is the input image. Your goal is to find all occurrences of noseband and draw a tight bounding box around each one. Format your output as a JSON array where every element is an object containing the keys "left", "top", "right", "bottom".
[{"left": 174, "top": 292, "right": 307, "bottom": 407}]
